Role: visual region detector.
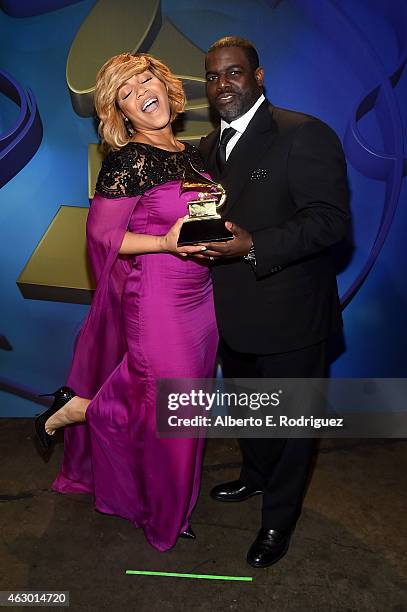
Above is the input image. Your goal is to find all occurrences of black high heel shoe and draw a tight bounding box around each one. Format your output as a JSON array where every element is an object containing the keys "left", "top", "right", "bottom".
[
  {"left": 179, "top": 526, "right": 196, "bottom": 540},
  {"left": 35, "top": 386, "right": 76, "bottom": 450}
]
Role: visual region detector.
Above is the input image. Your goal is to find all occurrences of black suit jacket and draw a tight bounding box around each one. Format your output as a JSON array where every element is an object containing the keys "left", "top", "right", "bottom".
[{"left": 199, "top": 100, "right": 350, "bottom": 354}]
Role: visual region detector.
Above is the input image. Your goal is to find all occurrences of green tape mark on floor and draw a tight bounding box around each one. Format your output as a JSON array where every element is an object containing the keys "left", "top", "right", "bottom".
[{"left": 126, "top": 570, "right": 253, "bottom": 581}]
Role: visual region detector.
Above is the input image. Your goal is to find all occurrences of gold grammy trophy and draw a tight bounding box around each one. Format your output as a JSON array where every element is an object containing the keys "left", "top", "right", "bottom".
[{"left": 177, "top": 162, "right": 233, "bottom": 245}]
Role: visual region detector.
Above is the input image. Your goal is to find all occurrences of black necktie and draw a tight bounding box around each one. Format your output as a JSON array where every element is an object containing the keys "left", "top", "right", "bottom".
[{"left": 216, "top": 127, "right": 236, "bottom": 171}]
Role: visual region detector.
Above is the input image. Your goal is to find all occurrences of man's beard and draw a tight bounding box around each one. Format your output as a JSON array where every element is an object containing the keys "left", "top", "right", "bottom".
[{"left": 215, "top": 89, "right": 261, "bottom": 123}]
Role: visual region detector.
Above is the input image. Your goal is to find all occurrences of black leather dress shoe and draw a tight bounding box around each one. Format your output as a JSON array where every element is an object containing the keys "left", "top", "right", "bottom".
[
  {"left": 210, "top": 479, "right": 263, "bottom": 502},
  {"left": 247, "top": 528, "right": 292, "bottom": 568},
  {"left": 179, "top": 526, "right": 196, "bottom": 540}
]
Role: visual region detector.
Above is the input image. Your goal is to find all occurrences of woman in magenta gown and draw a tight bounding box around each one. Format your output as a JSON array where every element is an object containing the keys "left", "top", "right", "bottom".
[{"left": 36, "top": 53, "right": 218, "bottom": 551}]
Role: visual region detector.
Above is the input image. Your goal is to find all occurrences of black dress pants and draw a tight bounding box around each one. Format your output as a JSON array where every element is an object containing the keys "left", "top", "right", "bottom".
[{"left": 219, "top": 337, "right": 327, "bottom": 531}]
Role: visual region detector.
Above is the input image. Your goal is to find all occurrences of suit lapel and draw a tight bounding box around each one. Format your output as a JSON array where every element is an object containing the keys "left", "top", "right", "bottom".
[
  {"left": 199, "top": 127, "right": 221, "bottom": 180},
  {"left": 220, "top": 101, "right": 277, "bottom": 216},
  {"left": 200, "top": 101, "right": 277, "bottom": 218}
]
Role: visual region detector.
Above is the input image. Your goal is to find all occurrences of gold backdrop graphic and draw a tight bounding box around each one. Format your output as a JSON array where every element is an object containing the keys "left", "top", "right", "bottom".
[{"left": 17, "top": 0, "right": 213, "bottom": 304}]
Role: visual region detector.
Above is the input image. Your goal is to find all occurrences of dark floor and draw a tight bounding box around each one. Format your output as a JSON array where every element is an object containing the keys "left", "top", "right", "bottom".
[{"left": 0, "top": 420, "right": 406, "bottom": 611}]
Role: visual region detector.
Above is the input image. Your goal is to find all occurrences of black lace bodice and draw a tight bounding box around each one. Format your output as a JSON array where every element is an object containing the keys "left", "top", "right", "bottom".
[{"left": 95, "top": 142, "right": 205, "bottom": 198}]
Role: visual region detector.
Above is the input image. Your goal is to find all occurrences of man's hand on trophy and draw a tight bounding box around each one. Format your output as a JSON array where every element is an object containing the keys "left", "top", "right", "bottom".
[{"left": 198, "top": 222, "right": 253, "bottom": 259}]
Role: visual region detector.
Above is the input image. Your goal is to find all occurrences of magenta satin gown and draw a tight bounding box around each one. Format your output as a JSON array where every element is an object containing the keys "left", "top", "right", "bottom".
[{"left": 52, "top": 143, "right": 218, "bottom": 551}]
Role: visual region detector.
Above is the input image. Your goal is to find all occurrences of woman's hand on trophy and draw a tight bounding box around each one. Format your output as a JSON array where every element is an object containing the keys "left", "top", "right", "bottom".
[
  {"left": 161, "top": 216, "right": 208, "bottom": 257},
  {"left": 197, "top": 222, "right": 253, "bottom": 259}
]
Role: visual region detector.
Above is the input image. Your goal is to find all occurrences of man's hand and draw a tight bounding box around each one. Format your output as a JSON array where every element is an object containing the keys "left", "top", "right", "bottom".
[{"left": 197, "top": 222, "right": 253, "bottom": 259}]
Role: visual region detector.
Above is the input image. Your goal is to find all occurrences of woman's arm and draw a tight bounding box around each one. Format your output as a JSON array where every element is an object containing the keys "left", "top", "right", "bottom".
[{"left": 119, "top": 216, "right": 206, "bottom": 256}]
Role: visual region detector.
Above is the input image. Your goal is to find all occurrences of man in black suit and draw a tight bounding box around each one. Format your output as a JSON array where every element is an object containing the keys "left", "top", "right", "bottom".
[{"left": 198, "top": 37, "right": 350, "bottom": 568}]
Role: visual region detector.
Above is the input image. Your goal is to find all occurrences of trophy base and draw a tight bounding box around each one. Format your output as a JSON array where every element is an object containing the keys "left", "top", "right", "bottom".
[{"left": 177, "top": 218, "right": 233, "bottom": 246}]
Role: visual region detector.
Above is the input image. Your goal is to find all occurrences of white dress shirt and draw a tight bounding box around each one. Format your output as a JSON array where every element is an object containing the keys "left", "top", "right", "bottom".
[{"left": 220, "top": 94, "right": 265, "bottom": 161}]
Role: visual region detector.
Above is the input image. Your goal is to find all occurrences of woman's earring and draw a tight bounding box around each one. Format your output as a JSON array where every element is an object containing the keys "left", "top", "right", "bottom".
[{"left": 123, "top": 116, "right": 134, "bottom": 136}]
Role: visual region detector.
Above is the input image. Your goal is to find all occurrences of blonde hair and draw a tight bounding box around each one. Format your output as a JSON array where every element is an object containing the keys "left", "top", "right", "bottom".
[{"left": 94, "top": 53, "right": 185, "bottom": 150}]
